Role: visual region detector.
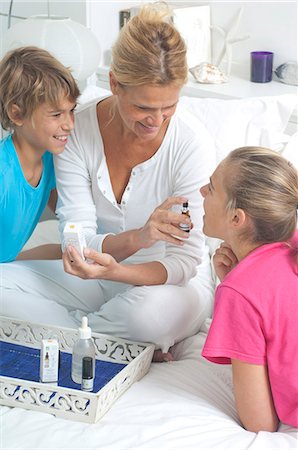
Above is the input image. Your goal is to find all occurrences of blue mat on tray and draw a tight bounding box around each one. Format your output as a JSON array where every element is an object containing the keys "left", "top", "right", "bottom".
[{"left": 0, "top": 341, "right": 126, "bottom": 393}]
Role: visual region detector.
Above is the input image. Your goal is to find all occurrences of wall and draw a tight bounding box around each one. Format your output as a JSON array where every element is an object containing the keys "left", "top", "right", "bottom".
[
  {"left": 87, "top": 0, "right": 297, "bottom": 75},
  {"left": 1, "top": 1, "right": 297, "bottom": 73},
  {"left": 210, "top": 1, "right": 297, "bottom": 74}
]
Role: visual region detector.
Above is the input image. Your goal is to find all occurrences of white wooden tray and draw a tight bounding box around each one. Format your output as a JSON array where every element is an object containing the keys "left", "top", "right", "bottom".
[{"left": 0, "top": 317, "right": 154, "bottom": 423}]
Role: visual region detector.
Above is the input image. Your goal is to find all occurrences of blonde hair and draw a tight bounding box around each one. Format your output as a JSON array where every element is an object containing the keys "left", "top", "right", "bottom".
[
  {"left": 0, "top": 46, "right": 80, "bottom": 130},
  {"left": 224, "top": 146, "right": 298, "bottom": 244},
  {"left": 111, "top": 2, "right": 188, "bottom": 87}
]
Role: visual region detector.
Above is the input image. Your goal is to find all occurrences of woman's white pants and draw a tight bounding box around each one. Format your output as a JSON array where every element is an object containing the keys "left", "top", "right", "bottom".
[{"left": 0, "top": 251, "right": 214, "bottom": 352}]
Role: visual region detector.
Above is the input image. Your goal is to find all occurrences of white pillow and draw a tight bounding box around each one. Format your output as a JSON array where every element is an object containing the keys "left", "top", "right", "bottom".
[
  {"left": 80, "top": 86, "right": 295, "bottom": 162},
  {"left": 178, "top": 94, "right": 296, "bottom": 257},
  {"left": 179, "top": 94, "right": 296, "bottom": 163},
  {"left": 78, "top": 87, "right": 296, "bottom": 258},
  {"left": 80, "top": 86, "right": 295, "bottom": 139},
  {"left": 78, "top": 85, "right": 111, "bottom": 105},
  {"left": 282, "top": 132, "right": 298, "bottom": 168}
]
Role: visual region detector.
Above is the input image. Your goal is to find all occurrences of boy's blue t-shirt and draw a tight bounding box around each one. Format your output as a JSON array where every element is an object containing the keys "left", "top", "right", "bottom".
[{"left": 0, "top": 135, "right": 56, "bottom": 262}]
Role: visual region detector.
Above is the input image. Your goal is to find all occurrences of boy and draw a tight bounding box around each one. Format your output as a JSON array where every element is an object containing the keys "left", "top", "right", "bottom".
[{"left": 0, "top": 46, "right": 80, "bottom": 262}]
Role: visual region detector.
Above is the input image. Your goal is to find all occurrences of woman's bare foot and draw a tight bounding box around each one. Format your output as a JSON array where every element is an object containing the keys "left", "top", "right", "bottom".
[{"left": 152, "top": 349, "right": 175, "bottom": 362}]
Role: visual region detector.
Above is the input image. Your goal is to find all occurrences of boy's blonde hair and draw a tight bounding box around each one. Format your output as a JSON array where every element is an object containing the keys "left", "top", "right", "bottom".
[
  {"left": 111, "top": 2, "right": 188, "bottom": 87},
  {"left": 224, "top": 146, "right": 298, "bottom": 244},
  {"left": 0, "top": 46, "right": 80, "bottom": 130}
]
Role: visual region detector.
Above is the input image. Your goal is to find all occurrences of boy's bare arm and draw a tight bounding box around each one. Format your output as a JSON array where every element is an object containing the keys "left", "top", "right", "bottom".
[
  {"left": 47, "top": 189, "right": 58, "bottom": 213},
  {"left": 17, "top": 244, "right": 62, "bottom": 260}
]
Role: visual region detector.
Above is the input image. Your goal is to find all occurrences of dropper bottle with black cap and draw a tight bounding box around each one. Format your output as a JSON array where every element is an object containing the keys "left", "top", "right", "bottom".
[{"left": 81, "top": 356, "right": 94, "bottom": 392}]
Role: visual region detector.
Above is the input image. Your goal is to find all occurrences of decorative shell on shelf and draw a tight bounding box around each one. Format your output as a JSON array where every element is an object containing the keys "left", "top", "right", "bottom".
[
  {"left": 274, "top": 62, "right": 298, "bottom": 86},
  {"left": 189, "top": 62, "right": 228, "bottom": 84}
]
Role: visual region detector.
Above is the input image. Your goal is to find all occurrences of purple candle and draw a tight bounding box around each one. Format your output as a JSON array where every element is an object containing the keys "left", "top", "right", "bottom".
[{"left": 250, "top": 51, "right": 273, "bottom": 83}]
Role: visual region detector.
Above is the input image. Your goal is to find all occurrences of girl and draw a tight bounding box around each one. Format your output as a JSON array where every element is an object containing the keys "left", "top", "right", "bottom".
[{"left": 201, "top": 146, "right": 298, "bottom": 432}]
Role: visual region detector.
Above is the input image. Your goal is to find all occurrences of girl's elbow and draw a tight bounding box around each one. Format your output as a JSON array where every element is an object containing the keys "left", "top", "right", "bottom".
[
  {"left": 242, "top": 416, "right": 279, "bottom": 433},
  {"left": 245, "top": 423, "right": 278, "bottom": 433}
]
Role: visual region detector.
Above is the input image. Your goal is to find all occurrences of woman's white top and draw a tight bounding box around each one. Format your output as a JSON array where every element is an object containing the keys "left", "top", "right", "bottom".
[{"left": 54, "top": 96, "right": 216, "bottom": 286}]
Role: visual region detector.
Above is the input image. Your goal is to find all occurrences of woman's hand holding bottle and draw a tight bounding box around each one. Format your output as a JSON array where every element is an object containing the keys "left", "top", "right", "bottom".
[{"left": 136, "top": 196, "right": 192, "bottom": 248}]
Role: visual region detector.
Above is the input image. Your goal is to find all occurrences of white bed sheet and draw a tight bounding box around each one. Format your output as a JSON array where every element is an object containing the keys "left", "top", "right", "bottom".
[
  {"left": 1, "top": 328, "right": 297, "bottom": 450},
  {"left": 2, "top": 222, "right": 298, "bottom": 450}
]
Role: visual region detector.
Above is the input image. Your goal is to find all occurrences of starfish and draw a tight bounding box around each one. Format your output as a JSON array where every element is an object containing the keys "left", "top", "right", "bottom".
[{"left": 211, "top": 7, "right": 250, "bottom": 75}]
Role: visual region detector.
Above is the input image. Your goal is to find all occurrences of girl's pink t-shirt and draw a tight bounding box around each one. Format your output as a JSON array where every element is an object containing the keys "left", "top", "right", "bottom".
[{"left": 202, "top": 231, "right": 298, "bottom": 428}]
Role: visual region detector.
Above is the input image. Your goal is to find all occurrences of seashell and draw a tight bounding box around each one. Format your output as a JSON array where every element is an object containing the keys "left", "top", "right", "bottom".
[
  {"left": 189, "top": 62, "right": 228, "bottom": 84},
  {"left": 274, "top": 62, "right": 298, "bottom": 86}
]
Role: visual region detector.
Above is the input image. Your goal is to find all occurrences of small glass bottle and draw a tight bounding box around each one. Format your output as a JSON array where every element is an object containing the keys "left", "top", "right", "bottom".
[
  {"left": 71, "top": 316, "right": 96, "bottom": 384},
  {"left": 179, "top": 201, "right": 191, "bottom": 232}
]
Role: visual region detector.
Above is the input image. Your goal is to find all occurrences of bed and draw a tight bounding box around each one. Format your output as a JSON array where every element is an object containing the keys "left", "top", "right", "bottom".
[{"left": 1, "top": 88, "right": 297, "bottom": 449}]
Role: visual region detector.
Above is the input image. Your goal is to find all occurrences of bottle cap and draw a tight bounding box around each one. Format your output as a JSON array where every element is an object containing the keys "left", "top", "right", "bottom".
[
  {"left": 79, "top": 316, "right": 91, "bottom": 339},
  {"left": 82, "top": 356, "right": 93, "bottom": 379}
]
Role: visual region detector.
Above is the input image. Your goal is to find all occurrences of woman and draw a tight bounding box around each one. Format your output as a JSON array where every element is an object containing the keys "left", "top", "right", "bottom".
[
  {"left": 1, "top": 3, "right": 215, "bottom": 361},
  {"left": 201, "top": 146, "right": 298, "bottom": 431}
]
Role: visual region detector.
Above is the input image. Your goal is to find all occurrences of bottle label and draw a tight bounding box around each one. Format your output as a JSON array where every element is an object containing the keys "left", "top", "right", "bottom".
[
  {"left": 179, "top": 223, "right": 191, "bottom": 232},
  {"left": 82, "top": 378, "right": 94, "bottom": 392}
]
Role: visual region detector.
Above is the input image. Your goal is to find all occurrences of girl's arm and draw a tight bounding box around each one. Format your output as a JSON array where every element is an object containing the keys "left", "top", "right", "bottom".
[{"left": 231, "top": 359, "right": 279, "bottom": 432}]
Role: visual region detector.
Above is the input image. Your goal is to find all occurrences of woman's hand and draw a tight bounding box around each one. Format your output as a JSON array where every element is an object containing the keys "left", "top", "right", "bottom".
[
  {"left": 63, "top": 246, "right": 119, "bottom": 280},
  {"left": 136, "top": 196, "right": 192, "bottom": 248},
  {"left": 101, "top": 196, "right": 193, "bottom": 263},
  {"left": 213, "top": 242, "right": 238, "bottom": 281},
  {"left": 63, "top": 246, "right": 168, "bottom": 285}
]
